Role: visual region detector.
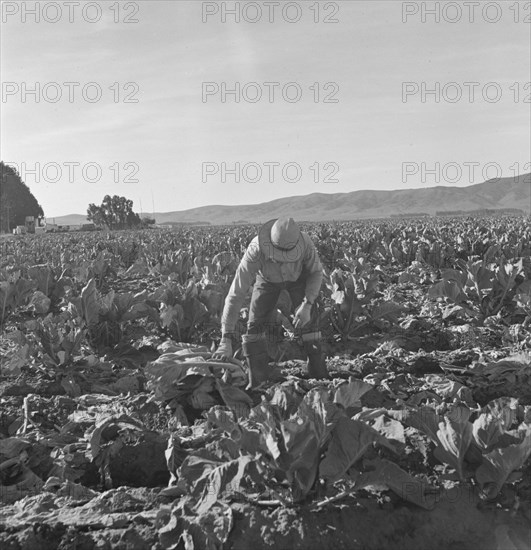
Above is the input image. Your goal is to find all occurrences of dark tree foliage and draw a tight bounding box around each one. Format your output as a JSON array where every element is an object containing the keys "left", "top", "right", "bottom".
[
  {"left": 87, "top": 195, "right": 143, "bottom": 230},
  {"left": 0, "top": 162, "right": 44, "bottom": 233}
]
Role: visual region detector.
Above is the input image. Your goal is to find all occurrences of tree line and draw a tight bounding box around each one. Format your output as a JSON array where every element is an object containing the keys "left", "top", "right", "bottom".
[
  {"left": 0, "top": 161, "right": 154, "bottom": 233},
  {"left": 0, "top": 162, "right": 44, "bottom": 233}
]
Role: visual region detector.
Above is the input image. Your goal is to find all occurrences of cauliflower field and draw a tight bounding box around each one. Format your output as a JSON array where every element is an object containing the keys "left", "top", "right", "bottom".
[{"left": 0, "top": 216, "right": 530, "bottom": 549}]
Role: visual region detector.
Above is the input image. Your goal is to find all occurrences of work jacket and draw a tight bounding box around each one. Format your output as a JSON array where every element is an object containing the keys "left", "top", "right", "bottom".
[{"left": 221, "top": 233, "right": 323, "bottom": 333}]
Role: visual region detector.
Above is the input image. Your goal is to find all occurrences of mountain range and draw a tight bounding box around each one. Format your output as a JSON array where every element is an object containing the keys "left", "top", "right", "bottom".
[{"left": 50, "top": 173, "right": 530, "bottom": 226}]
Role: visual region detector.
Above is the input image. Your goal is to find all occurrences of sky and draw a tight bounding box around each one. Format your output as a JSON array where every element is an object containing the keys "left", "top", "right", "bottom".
[{"left": 1, "top": 0, "right": 530, "bottom": 218}]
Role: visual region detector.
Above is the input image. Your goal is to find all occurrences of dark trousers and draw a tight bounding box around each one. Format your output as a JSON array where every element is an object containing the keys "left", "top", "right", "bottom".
[{"left": 247, "top": 273, "right": 319, "bottom": 338}]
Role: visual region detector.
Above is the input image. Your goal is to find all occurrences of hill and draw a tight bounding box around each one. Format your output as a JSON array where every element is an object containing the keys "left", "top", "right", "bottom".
[
  {"left": 55, "top": 174, "right": 530, "bottom": 226},
  {"left": 46, "top": 214, "right": 89, "bottom": 226},
  {"left": 152, "top": 173, "right": 530, "bottom": 225}
]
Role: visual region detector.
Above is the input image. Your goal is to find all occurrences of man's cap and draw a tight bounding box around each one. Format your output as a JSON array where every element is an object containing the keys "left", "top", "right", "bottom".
[{"left": 258, "top": 217, "right": 304, "bottom": 262}]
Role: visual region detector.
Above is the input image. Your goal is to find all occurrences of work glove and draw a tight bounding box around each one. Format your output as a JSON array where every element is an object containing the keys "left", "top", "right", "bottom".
[
  {"left": 213, "top": 337, "right": 233, "bottom": 361},
  {"left": 293, "top": 302, "right": 312, "bottom": 330}
]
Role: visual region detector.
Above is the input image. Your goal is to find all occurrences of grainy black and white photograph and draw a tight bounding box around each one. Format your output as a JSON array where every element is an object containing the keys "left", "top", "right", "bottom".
[{"left": 0, "top": 1, "right": 530, "bottom": 548}]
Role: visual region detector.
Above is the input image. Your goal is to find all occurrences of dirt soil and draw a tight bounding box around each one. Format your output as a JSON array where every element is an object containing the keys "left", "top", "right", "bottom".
[{"left": 0, "top": 486, "right": 529, "bottom": 550}]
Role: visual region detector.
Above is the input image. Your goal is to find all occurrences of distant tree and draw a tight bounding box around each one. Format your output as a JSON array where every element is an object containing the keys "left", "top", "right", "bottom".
[
  {"left": 87, "top": 194, "right": 142, "bottom": 230},
  {"left": 0, "top": 162, "right": 44, "bottom": 233},
  {"left": 87, "top": 203, "right": 106, "bottom": 227}
]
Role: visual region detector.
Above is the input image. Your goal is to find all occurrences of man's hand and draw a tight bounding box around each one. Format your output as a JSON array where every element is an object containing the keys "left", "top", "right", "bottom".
[
  {"left": 293, "top": 302, "right": 312, "bottom": 329},
  {"left": 212, "top": 337, "right": 233, "bottom": 361}
]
